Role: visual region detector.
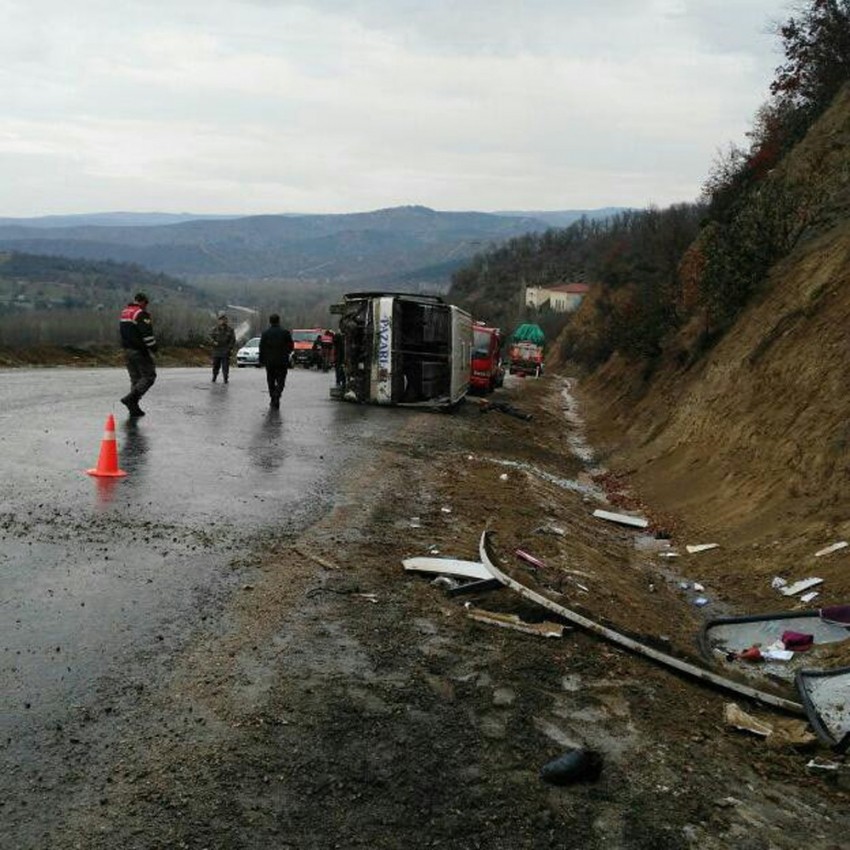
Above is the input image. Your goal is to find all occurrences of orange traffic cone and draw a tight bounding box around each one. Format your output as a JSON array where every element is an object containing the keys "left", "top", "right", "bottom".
[{"left": 86, "top": 414, "right": 128, "bottom": 478}]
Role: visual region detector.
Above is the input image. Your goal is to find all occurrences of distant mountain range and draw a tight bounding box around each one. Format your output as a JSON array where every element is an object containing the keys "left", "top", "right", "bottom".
[{"left": 0, "top": 205, "right": 626, "bottom": 286}]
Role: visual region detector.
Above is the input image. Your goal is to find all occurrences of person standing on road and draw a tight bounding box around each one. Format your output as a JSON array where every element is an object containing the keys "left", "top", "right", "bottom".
[
  {"left": 320, "top": 329, "right": 334, "bottom": 372},
  {"left": 311, "top": 334, "right": 322, "bottom": 370},
  {"left": 258, "top": 313, "right": 294, "bottom": 409},
  {"left": 210, "top": 312, "right": 236, "bottom": 383},
  {"left": 333, "top": 330, "right": 346, "bottom": 387},
  {"left": 119, "top": 291, "right": 157, "bottom": 418}
]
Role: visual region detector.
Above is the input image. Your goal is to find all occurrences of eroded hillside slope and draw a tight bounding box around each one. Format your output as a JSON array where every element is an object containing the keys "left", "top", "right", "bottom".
[{"left": 572, "top": 84, "right": 850, "bottom": 602}]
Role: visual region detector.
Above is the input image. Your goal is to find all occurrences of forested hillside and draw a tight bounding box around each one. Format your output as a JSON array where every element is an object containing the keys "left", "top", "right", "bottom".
[
  {"left": 448, "top": 0, "right": 850, "bottom": 363},
  {"left": 0, "top": 252, "right": 209, "bottom": 348},
  {"left": 0, "top": 253, "right": 200, "bottom": 308},
  {"left": 449, "top": 0, "right": 850, "bottom": 551}
]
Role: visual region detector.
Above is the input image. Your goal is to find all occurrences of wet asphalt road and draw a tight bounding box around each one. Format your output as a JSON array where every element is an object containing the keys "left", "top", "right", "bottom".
[{"left": 0, "top": 365, "right": 397, "bottom": 768}]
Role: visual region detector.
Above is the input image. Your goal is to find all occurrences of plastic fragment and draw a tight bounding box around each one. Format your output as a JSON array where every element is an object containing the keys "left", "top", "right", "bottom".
[
  {"left": 761, "top": 649, "right": 794, "bottom": 661},
  {"left": 515, "top": 549, "right": 546, "bottom": 569},
  {"left": 807, "top": 758, "right": 841, "bottom": 772},
  {"left": 686, "top": 543, "right": 719, "bottom": 554},
  {"left": 737, "top": 645, "right": 763, "bottom": 662},
  {"left": 593, "top": 509, "right": 649, "bottom": 529},
  {"left": 814, "top": 541, "right": 848, "bottom": 558},
  {"left": 781, "top": 577, "right": 823, "bottom": 597}
]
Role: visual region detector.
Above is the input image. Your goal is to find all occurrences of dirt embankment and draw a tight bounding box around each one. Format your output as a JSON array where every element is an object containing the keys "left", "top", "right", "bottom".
[{"left": 567, "top": 85, "right": 850, "bottom": 612}]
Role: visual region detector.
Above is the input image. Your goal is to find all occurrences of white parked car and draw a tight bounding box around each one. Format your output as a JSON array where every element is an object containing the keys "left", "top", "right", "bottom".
[{"left": 236, "top": 337, "right": 261, "bottom": 367}]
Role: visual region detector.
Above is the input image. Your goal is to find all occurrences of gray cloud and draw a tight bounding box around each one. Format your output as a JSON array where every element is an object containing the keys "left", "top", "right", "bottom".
[{"left": 0, "top": 0, "right": 791, "bottom": 215}]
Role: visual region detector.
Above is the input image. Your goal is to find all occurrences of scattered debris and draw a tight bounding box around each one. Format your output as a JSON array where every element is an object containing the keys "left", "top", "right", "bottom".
[
  {"left": 479, "top": 530, "right": 804, "bottom": 713},
  {"left": 499, "top": 473, "right": 509, "bottom": 481},
  {"left": 295, "top": 546, "right": 339, "bottom": 571},
  {"left": 806, "top": 757, "right": 843, "bottom": 773},
  {"left": 771, "top": 576, "right": 787, "bottom": 589},
  {"left": 446, "top": 578, "right": 503, "bottom": 597},
  {"left": 762, "top": 648, "right": 794, "bottom": 661},
  {"left": 464, "top": 605, "right": 566, "bottom": 638},
  {"left": 403, "top": 556, "right": 494, "bottom": 581},
  {"left": 659, "top": 551, "right": 680, "bottom": 558},
  {"left": 487, "top": 457, "right": 602, "bottom": 498},
  {"left": 820, "top": 605, "right": 850, "bottom": 626},
  {"left": 700, "top": 609, "right": 850, "bottom": 672},
  {"left": 431, "top": 576, "right": 460, "bottom": 591},
  {"left": 735, "top": 646, "right": 764, "bottom": 662},
  {"left": 441, "top": 506, "right": 452, "bottom": 514},
  {"left": 815, "top": 541, "right": 848, "bottom": 558},
  {"left": 724, "top": 703, "right": 816, "bottom": 746},
  {"left": 540, "top": 748, "right": 603, "bottom": 785},
  {"left": 724, "top": 703, "right": 773, "bottom": 737},
  {"left": 693, "top": 583, "right": 705, "bottom": 592},
  {"left": 515, "top": 549, "right": 545, "bottom": 569},
  {"left": 694, "top": 597, "right": 710, "bottom": 607},
  {"left": 533, "top": 523, "right": 567, "bottom": 537},
  {"left": 781, "top": 577, "right": 823, "bottom": 597},
  {"left": 686, "top": 544, "right": 719, "bottom": 554},
  {"left": 796, "top": 667, "right": 850, "bottom": 751},
  {"left": 355, "top": 593, "right": 379, "bottom": 603},
  {"left": 409, "top": 516, "right": 422, "bottom": 528},
  {"left": 800, "top": 591, "right": 820, "bottom": 604},
  {"left": 592, "top": 509, "right": 649, "bottom": 529}
]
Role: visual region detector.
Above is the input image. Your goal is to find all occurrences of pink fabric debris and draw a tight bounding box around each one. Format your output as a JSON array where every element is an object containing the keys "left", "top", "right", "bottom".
[{"left": 781, "top": 630, "right": 814, "bottom": 651}]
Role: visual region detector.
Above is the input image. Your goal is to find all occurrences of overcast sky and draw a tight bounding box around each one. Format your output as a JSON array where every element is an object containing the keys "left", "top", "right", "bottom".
[{"left": 0, "top": 0, "right": 791, "bottom": 217}]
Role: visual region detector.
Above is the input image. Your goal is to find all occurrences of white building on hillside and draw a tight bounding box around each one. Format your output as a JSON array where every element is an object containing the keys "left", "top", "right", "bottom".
[{"left": 525, "top": 283, "right": 590, "bottom": 313}]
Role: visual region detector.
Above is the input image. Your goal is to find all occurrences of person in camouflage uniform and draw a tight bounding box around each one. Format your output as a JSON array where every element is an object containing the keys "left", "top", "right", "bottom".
[
  {"left": 210, "top": 313, "right": 236, "bottom": 383},
  {"left": 119, "top": 291, "right": 157, "bottom": 418}
]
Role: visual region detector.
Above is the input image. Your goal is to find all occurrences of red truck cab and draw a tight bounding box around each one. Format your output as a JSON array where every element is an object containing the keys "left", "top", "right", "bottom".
[
  {"left": 469, "top": 323, "right": 505, "bottom": 394},
  {"left": 291, "top": 328, "right": 324, "bottom": 367}
]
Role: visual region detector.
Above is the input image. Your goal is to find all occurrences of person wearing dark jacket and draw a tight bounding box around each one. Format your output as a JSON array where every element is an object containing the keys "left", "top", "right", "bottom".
[
  {"left": 258, "top": 313, "right": 294, "bottom": 409},
  {"left": 119, "top": 291, "right": 157, "bottom": 417},
  {"left": 210, "top": 313, "right": 236, "bottom": 383}
]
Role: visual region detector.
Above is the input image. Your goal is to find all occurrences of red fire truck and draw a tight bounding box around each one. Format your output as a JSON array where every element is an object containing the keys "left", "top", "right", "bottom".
[{"left": 469, "top": 323, "right": 505, "bottom": 394}]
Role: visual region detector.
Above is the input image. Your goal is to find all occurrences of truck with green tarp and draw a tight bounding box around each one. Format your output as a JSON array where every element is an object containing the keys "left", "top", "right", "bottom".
[{"left": 507, "top": 323, "right": 545, "bottom": 377}]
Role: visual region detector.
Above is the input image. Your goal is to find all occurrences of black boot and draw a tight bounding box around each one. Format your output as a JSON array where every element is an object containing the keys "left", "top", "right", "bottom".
[{"left": 121, "top": 394, "right": 145, "bottom": 417}]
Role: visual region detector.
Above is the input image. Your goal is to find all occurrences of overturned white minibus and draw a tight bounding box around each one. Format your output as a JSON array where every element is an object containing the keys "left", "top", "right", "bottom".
[{"left": 330, "top": 292, "right": 472, "bottom": 408}]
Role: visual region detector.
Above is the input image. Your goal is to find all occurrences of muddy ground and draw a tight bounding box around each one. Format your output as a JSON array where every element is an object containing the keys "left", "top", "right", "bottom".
[{"left": 12, "top": 370, "right": 850, "bottom": 849}]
